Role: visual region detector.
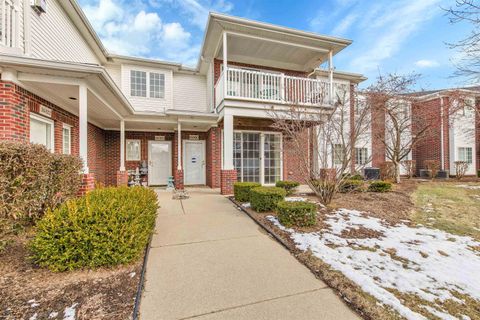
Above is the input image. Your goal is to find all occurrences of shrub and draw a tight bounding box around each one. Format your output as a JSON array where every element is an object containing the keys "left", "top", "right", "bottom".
[
  {"left": 29, "top": 186, "right": 158, "bottom": 272},
  {"left": 276, "top": 201, "right": 317, "bottom": 227},
  {"left": 234, "top": 182, "right": 261, "bottom": 202},
  {"left": 350, "top": 174, "right": 364, "bottom": 181},
  {"left": 379, "top": 162, "right": 395, "bottom": 181},
  {"left": 275, "top": 180, "right": 300, "bottom": 196},
  {"left": 309, "top": 179, "right": 337, "bottom": 205},
  {"left": 368, "top": 181, "right": 392, "bottom": 193},
  {"left": 401, "top": 160, "right": 416, "bottom": 179},
  {"left": 339, "top": 179, "right": 364, "bottom": 193},
  {"left": 250, "top": 187, "right": 286, "bottom": 212},
  {"left": 454, "top": 161, "right": 469, "bottom": 180},
  {"left": 424, "top": 160, "right": 440, "bottom": 179},
  {"left": 0, "top": 142, "right": 82, "bottom": 221}
]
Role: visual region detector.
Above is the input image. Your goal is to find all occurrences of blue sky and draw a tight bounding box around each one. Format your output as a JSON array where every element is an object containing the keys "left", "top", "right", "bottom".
[{"left": 78, "top": 0, "right": 473, "bottom": 89}]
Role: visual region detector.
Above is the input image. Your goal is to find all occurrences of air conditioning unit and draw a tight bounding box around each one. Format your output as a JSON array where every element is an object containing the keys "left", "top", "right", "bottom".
[{"left": 31, "top": 0, "right": 47, "bottom": 13}]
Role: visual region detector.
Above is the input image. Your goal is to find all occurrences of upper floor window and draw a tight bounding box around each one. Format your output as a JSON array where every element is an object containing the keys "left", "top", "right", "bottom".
[
  {"left": 130, "top": 70, "right": 147, "bottom": 97},
  {"left": 0, "top": 0, "right": 20, "bottom": 49},
  {"left": 150, "top": 72, "right": 165, "bottom": 98},
  {"left": 130, "top": 70, "right": 166, "bottom": 99}
]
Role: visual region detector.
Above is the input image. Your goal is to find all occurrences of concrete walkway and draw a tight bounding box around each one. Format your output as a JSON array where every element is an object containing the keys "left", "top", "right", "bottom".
[{"left": 139, "top": 188, "right": 359, "bottom": 320}]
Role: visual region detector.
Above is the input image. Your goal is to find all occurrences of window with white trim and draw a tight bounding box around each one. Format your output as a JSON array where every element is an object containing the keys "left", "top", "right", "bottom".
[
  {"left": 333, "top": 144, "right": 344, "bottom": 165},
  {"left": 130, "top": 70, "right": 147, "bottom": 97},
  {"left": 0, "top": 0, "right": 20, "bottom": 49},
  {"left": 150, "top": 72, "right": 165, "bottom": 98},
  {"left": 62, "top": 124, "right": 71, "bottom": 155},
  {"left": 126, "top": 139, "right": 141, "bottom": 161},
  {"left": 30, "top": 114, "right": 54, "bottom": 152},
  {"left": 355, "top": 147, "right": 368, "bottom": 165},
  {"left": 458, "top": 147, "right": 473, "bottom": 164}
]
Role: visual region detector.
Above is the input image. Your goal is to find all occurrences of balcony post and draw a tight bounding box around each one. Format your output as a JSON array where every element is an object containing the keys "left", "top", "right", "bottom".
[
  {"left": 280, "top": 73, "right": 285, "bottom": 102},
  {"left": 120, "top": 119, "right": 125, "bottom": 171},
  {"left": 328, "top": 50, "right": 334, "bottom": 104},
  {"left": 223, "top": 32, "right": 228, "bottom": 97},
  {"left": 79, "top": 84, "right": 89, "bottom": 174}
]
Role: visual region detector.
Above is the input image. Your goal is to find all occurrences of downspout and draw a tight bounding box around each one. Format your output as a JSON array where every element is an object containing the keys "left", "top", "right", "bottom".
[{"left": 440, "top": 97, "right": 445, "bottom": 171}]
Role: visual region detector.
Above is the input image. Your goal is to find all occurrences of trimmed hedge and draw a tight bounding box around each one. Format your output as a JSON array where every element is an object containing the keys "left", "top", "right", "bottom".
[
  {"left": 0, "top": 141, "right": 82, "bottom": 221},
  {"left": 250, "top": 187, "right": 286, "bottom": 212},
  {"left": 277, "top": 201, "right": 317, "bottom": 227},
  {"left": 29, "top": 186, "right": 158, "bottom": 272},
  {"left": 275, "top": 180, "right": 300, "bottom": 196},
  {"left": 233, "top": 182, "right": 261, "bottom": 202},
  {"left": 339, "top": 179, "right": 364, "bottom": 193},
  {"left": 368, "top": 181, "right": 392, "bottom": 193}
]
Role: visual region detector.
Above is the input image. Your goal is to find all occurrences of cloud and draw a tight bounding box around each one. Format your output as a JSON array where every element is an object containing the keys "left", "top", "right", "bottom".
[
  {"left": 331, "top": 13, "right": 358, "bottom": 36},
  {"left": 415, "top": 59, "right": 440, "bottom": 68}
]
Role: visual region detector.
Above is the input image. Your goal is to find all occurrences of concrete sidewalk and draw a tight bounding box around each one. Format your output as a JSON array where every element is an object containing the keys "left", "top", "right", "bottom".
[{"left": 139, "top": 188, "right": 359, "bottom": 320}]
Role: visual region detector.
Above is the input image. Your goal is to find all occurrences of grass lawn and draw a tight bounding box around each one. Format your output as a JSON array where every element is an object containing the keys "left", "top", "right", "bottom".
[{"left": 412, "top": 182, "right": 480, "bottom": 240}]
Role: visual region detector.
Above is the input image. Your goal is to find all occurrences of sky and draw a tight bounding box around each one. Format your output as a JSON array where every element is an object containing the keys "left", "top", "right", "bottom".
[{"left": 77, "top": 0, "right": 475, "bottom": 89}]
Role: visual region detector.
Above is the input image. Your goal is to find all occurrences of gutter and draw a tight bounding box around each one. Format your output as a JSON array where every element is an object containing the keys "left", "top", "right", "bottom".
[{"left": 440, "top": 97, "right": 445, "bottom": 170}]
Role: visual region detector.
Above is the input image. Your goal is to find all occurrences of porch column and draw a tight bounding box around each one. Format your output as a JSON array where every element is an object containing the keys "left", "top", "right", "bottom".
[
  {"left": 220, "top": 113, "right": 237, "bottom": 194},
  {"left": 328, "top": 50, "right": 334, "bottom": 104},
  {"left": 79, "top": 84, "right": 89, "bottom": 174},
  {"left": 120, "top": 120, "right": 125, "bottom": 171},
  {"left": 174, "top": 121, "right": 184, "bottom": 189},
  {"left": 223, "top": 32, "right": 228, "bottom": 97}
]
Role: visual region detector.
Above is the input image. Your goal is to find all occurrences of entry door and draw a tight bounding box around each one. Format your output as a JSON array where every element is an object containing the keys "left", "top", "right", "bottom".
[
  {"left": 148, "top": 141, "right": 172, "bottom": 185},
  {"left": 184, "top": 140, "right": 206, "bottom": 185}
]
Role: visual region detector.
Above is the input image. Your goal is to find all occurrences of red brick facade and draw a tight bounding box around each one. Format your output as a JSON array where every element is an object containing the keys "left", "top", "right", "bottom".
[{"left": 220, "top": 169, "right": 237, "bottom": 195}]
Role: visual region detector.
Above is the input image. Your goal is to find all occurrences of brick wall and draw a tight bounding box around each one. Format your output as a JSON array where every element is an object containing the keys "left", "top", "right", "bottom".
[{"left": 206, "top": 127, "right": 221, "bottom": 188}]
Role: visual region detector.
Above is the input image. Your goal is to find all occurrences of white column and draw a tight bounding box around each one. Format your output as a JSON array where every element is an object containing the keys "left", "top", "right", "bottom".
[
  {"left": 79, "top": 84, "right": 89, "bottom": 174},
  {"left": 177, "top": 122, "right": 182, "bottom": 170},
  {"left": 120, "top": 119, "right": 125, "bottom": 171},
  {"left": 223, "top": 113, "right": 234, "bottom": 170},
  {"left": 328, "top": 50, "right": 334, "bottom": 104},
  {"left": 223, "top": 32, "right": 228, "bottom": 97}
]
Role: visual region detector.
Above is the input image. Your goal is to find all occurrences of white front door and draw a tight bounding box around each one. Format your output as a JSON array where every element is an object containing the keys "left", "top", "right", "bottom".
[
  {"left": 148, "top": 141, "right": 172, "bottom": 185},
  {"left": 184, "top": 140, "right": 206, "bottom": 185}
]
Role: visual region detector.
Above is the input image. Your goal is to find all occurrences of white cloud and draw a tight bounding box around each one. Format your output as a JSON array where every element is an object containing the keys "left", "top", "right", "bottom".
[
  {"left": 415, "top": 59, "right": 440, "bottom": 68},
  {"left": 331, "top": 13, "right": 358, "bottom": 36},
  {"left": 174, "top": 0, "right": 234, "bottom": 28}
]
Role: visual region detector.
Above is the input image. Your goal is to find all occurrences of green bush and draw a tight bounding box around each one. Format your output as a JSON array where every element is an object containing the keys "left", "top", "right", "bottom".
[
  {"left": 276, "top": 201, "right": 317, "bottom": 227},
  {"left": 350, "top": 174, "right": 363, "bottom": 181},
  {"left": 250, "top": 187, "right": 286, "bottom": 212},
  {"left": 234, "top": 182, "right": 261, "bottom": 202},
  {"left": 29, "top": 186, "right": 158, "bottom": 272},
  {"left": 0, "top": 141, "right": 82, "bottom": 221},
  {"left": 275, "top": 180, "right": 300, "bottom": 196},
  {"left": 368, "top": 181, "right": 392, "bottom": 193},
  {"left": 339, "top": 179, "right": 364, "bottom": 193}
]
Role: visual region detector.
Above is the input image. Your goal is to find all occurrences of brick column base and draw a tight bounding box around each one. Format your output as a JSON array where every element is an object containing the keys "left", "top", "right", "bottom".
[
  {"left": 77, "top": 173, "right": 95, "bottom": 196},
  {"left": 116, "top": 171, "right": 129, "bottom": 187},
  {"left": 220, "top": 169, "right": 237, "bottom": 195},
  {"left": 174, "top": 169, "right": 184, "bottom": 190}
]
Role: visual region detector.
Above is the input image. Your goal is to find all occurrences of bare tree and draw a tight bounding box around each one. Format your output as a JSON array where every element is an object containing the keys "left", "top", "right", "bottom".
[
  {"left": 269, "top": 84, "right": 371, "bottom": 205},
  {"left": 365, "top": 73, "right": 438, "bottom": 183},
  {"left": 445, "top": 0, "right": 480, "bottom": 80}
]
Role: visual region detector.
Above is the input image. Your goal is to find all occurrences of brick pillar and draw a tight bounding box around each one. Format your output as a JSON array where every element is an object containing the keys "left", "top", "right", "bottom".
[
  {"left": 77, "top": 173, "right": 95, "bottom": 196},
  {"left": 174, "top": 169, "right": 184, "bottom": 190},
  {"left": 116, "top": 170, "right": 129, "bottom": 187},
  {"left": 220, "top": 169, "right": 237, "bottom": 195}
]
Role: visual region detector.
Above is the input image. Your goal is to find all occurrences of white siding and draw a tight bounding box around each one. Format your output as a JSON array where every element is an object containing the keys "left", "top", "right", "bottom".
[
  {"left": 121, "top": 64, "right": 173, "bottom": 113},
  {"left": 206, "top": 62, "right": 213, "bottom": 111},
  {"left": 173, "top": 73, "right": 208, "bottom": 113},
  {"left": 449, "top": 100, "right": 476, "bottom": 175},
  {"left": 105, "top": 63, "right": 121, "bottom": 87},
  {"left": 29, "top": 0, "right": 99, "bottom": 64}
]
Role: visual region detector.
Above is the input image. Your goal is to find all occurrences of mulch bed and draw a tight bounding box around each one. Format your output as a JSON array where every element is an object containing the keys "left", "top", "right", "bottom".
[{"left": 0, "top": 230, "right": 142, "bottom": 320}]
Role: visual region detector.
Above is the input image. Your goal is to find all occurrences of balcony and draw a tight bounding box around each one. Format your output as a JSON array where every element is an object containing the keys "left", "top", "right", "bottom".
[{"left": 215, "top": 67, "right": 335, "bottom": 110}]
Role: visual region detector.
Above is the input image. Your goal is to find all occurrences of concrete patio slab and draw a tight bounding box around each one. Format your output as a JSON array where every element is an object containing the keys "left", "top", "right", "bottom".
[{"left": 139, "top": 188, "right": 360, "bottom": 320}]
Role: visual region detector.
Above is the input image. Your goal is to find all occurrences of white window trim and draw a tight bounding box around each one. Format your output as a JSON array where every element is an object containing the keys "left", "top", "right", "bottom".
[
  {"left": 30, "top": 113, "right": 54, "bottom": 152},
  {"left": 62, "top": 124, "right": 72, "bottom": 155},
  {"left": 0, "top": 0, "right": 21, "bottom": 52},
  {"left": 129, "top": 69, "right": 166, "bottom": 100},
  {"left": 126, "top": 139, "right": 141, "bottom": 161},
  {"left": 458, "top": 147, "right": 473, "bottom": 164}
]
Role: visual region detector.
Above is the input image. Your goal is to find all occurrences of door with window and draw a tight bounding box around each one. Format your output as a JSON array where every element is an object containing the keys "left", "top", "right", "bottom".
[
  {"left": 184, "top": 140, "right": 206, "bottom": 185},
  {"left": 148, "top": 141, "right": 171, "bottom": 185},
  {"left": 233, "top": 132, "right": 282, "bottom": 185}
]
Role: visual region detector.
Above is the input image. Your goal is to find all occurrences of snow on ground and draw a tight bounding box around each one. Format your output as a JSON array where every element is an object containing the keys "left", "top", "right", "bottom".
[
  {"left": 241, "top": 202, "right": 251, "bottom": 208},
  {"left": 456, "top": 184, "right": 480, "bottom": 190},
  {"left": 267, "top": 209, "right": 480, "bottom": 320},
  {"left": 63, "top": 303, "right": 78, "bottom": 320},
  {"left": 284, "top": 197, "right": 308, "bottom": 202}
]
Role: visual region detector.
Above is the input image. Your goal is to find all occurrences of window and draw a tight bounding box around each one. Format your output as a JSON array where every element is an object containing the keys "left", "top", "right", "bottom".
[
  {"left": 458, "top": 147, "right": 473, "bottom": 164},
  {"left": 333, "top": 144, "right": 344, "bottom": 165},
  {"left": 130, "top": 70, "right": 147, "bottom": 97},
  {"left": 0, "top": 0, "right": 20, "bottom": 48},
  {"left": 30, "top": 114, "right": 54, "bottom": 152},
  {"left": 150, "top": 72, "right": 165, "bottom": 98},
  {"left": 62, "top": 124, "right": 71, "bottom": 155},
  {"left": 355, "top": 148, "right": 368, "bottom": 165},
  {"left": 126, "top": 139, "right": 141, "bottom": 161}
]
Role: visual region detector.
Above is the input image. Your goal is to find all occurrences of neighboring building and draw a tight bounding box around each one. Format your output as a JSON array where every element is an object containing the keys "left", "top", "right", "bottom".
[{"left": 0, "top": 0, "right": 365, "bottom": 194}]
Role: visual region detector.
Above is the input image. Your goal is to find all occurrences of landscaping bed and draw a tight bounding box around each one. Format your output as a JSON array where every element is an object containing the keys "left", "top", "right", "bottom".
[
  {"left": 232, "top": 180, "right": 480, "bottom": 320},
  {"left": 0, "top": 228, "right": 142, "bottom": 320}
]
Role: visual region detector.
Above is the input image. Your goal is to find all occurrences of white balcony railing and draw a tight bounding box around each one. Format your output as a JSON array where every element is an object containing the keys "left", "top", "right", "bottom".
[
  {"left": 0, "top": 0, "right": 19, "bottom": 48},
  {"left": 214, "top": 67, "right": 334, "bottom": 110}
]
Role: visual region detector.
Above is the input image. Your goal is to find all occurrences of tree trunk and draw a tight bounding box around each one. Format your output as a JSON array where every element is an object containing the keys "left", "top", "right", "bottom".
[{"left": 394, "top": 161, "right": 401, "bottom": 184}]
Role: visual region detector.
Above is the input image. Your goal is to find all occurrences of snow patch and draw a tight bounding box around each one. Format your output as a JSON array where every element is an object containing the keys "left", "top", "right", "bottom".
[
  {"left": 284, "top": 197, "right": 308, "bottom": 202},
  {"left": 49, "top": 311, "right": 59, "bottom": 318},
  {"left": 456, "top": 184, "right": 480, "bottom": 190},
  {"left": 129, "top": 272, "right": 136, "bottom": 278},
  {"left": 241, "top": 202, "right": 251, "bottom": 208},
  {"left": 29, "top": 313, "right": 37, "bottom": 320},
  {"left": 63, "top": 303, "right": 78, "bottom": 320},
  {"left": 267, "top": 209, "right": 480, "bottom": 320}
]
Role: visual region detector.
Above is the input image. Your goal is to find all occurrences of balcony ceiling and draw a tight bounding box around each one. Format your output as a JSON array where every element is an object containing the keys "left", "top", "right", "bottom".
[{"left": 200, "top": 13, "right": 352, "bottom": 74}]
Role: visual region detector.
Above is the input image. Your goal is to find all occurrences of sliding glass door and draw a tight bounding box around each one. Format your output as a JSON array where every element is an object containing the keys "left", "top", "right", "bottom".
[{"left": 233, "top": 131, "right": 282, "bottom": 185}]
